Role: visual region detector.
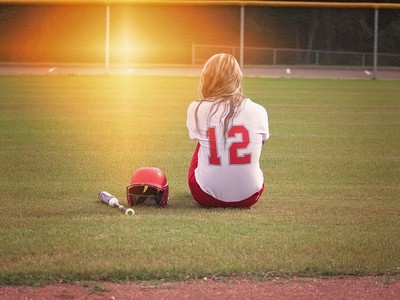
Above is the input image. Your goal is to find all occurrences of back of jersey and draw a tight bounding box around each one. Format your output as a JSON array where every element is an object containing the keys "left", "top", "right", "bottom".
[{"left": 187, "top": 98, "right": 269, "bottom": 201}]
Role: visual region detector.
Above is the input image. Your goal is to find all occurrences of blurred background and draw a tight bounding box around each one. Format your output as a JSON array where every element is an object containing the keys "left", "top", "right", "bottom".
[{"left": 0, "top": 1, "right": 399, "bottom": 69}]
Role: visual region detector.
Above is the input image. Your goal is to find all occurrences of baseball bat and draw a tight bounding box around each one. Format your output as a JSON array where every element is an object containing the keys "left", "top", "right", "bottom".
[{"left": 98, "top": 191, "right": 135, "bottom": 216}]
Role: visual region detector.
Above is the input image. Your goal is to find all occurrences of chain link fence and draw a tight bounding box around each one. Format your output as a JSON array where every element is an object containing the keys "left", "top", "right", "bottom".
[{"left": 0, "top": 2, "right": 399, "bottom": 71}]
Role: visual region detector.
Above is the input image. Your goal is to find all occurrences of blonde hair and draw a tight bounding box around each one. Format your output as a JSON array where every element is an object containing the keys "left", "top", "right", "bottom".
[{"left": 195, "top": 53, "right": 245, "bottom": 141}]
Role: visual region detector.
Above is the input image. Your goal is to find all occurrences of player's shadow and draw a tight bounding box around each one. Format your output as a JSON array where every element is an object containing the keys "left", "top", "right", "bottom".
[{"left": 169, "top": 191, "right": 251, "bottom": 210}]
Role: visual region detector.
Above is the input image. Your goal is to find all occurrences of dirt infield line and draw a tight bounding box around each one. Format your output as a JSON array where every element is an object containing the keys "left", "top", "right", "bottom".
[{"left": 1, "top": 276, "right": 399, "bottom": 300}]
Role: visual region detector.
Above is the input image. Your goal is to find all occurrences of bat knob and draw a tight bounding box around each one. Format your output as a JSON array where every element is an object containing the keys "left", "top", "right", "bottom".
[{"left": 124, "top": 208, "right": 135, "bottom": 216}]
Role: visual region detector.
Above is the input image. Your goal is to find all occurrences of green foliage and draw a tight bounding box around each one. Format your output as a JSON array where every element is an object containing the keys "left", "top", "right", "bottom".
[{"left": 0, "top": 76, "right": 399, "bottom": 285}]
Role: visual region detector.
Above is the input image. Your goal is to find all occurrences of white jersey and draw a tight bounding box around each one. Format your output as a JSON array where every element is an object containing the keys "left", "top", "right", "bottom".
[{"left": 186, "top": 98, "right": 269, "bottom": 201}]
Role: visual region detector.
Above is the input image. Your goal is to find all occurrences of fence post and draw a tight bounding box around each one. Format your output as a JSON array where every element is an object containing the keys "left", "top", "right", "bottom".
[
  {"left": 373, "top": 8, "right": 379, "bottom": 80},
  {"left": 240, "top": 5, "right": 244, "bottom": 69},
  {"left": 192, "top": 44, "right": 195, "bottom": 65},
  {"left": 105, "top": 5, "right": 110, "bottom": 74}
]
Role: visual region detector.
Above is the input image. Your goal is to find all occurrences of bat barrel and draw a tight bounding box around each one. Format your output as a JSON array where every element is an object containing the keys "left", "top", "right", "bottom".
[{"left": 98, "top": 191, "right": 115, "bottom": 205}]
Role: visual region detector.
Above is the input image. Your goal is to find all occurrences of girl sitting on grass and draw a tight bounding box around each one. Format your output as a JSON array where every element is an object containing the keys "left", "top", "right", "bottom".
[{"left": 186, "top": 53, "right": 270, "bottom": 208}]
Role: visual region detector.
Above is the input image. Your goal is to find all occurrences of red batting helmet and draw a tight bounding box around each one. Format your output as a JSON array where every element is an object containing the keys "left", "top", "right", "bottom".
[{"left": 126, "top": 167, "right": 169, "bottom": 207}]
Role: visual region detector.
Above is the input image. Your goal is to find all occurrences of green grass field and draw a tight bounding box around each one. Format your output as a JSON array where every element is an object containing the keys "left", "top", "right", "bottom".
[{"left": 0, "top": 75, "right": 399, "bottom": 285}]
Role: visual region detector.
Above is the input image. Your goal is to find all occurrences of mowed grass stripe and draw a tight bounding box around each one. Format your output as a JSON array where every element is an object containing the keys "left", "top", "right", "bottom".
[{"left": 0, "top": 76, "right": 399, "bottom": 285}]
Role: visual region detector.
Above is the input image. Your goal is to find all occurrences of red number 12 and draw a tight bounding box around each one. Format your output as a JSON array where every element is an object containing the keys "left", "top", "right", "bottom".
[{"left": 207, "top": 125, "right": 250, "bottom": 165}]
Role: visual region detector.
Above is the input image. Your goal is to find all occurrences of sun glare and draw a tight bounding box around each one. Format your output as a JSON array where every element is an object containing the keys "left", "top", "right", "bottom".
[{"left": 114, "top": 39, "right": 136, "bottom": 62}]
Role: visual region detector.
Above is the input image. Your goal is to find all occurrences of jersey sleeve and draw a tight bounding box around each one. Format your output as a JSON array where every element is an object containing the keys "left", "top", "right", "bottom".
[
  {"left": 186, "top": 101, "right": 200, "bottom": 140},
  {"left": 248, "top": 100, "right": 269, "bottom": 141},
  {"left": 259, "top": 107, "right": 270, "bottom": 141}
]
